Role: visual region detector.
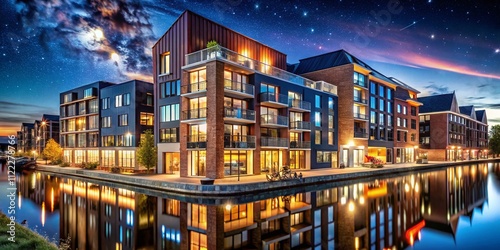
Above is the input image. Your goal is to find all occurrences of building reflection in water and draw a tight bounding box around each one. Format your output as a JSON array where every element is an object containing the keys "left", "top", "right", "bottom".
[{"left": 15, "top": 162, "right": 491, "bottom": 250}]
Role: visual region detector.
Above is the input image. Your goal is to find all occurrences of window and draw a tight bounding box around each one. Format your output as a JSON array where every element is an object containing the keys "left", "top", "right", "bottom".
[
  {"left": 328, "top": 131, "right": 334, "bottom": 145},
  {"left": 403, "top": 119, "right": 407, "bottom": 127},
  {"left": 317, "top": 151, "right": 332, "bottom": 163},
  {"left": 67, "top": 104, "right": 76, "bottom": 116},
  {"left": 397, "top": 104, "right": 401, "bottom": 113},
  {"left": 160, "top": 104, "right": 180, "bottom": 122},
  {"left": 140, "top": 112, "right": 154, "bottom": 125},
  {"left": 102, "top": 116, "right": 111, "bottom": 128},
  {"left": 387, "top": 103, "right": 393, "bottom": 113},
  {"left": 370, "top": 82, "right": 376, "bottom": 94},
  {"left": 145, "top": 94, "right": 153, "bottom": 106},
  {"left": 411, "top": 119, "right": 416, "bottom": 129},
  {"left": 379, "top": 113, "right": 385, "bottom": 125},
  {"left": 78, "top": 101, "right": 86, "bottom": 115},
  {"left": 115, "top": 95, "right": 122, "bottom": 107},
  {"left": 315, "top": 130, "right": 321, "bottom": 145},
  {"left": 328, "top": 97, "right": 334, "bottom": 110},
  {"left": 160, "top": 128, "right": 178, "bottom": 143},
  {"left": 118, "top": 114, "right": 128, "bottom": 126},
  {"left": 117, "top": 134, "right": 133, "bottom": 147},
  {"left": 370, "top": 111, "right": 377, "bottom": 124},
  {"left": 315, "top": 112, "right": 321, "bottom": 127},
  {"left": 397, "top": 117, "right": 401, "bottom": 127},
  {"left": 411, "top": 106, "right": 417, "bottom": 116},
  {"left": 123, "top": 93, "right": 130, "bottom": 106},
  {"left": 379, "top": 99, "right": 384, "bottom": 111},
  {"left": 411, "top": 133, "right": 416, "bottom": 142},
  {"left": 84, "top": 88, "right": 94, "bottom": 98},
  {"left": 160, "top": 80, "right": 181, "bottom": 98},
  {"left": 102, "top": 135, "right": 114, "bottom": 147},
  {"left": 315, "top": 95, "right": 321, "bottom": 108},
  {"left": 89, "top": 99, "right": 98, "bottom": 113},
  {"left": 162, "top": 199, "right": 180, "bottom": 216},
  {"left": 354, "top": 72, "right": 366, "bottom": 87},
  {"left": 403, "top": 106, "right": 407, "bottom": 115},
  {"left": 160, "top": 52, "right": 170, "bottom": 75},
  {"left": 370, "top": 96, "right": 376, "bottom": 109},
  {"left": 387, "top": 88, "right": 392, "bottom": 100},
  {"left": 379, "top": 85, "right": 385, "bottom": 98},
  {"left": 77, "top": 134, "right": 86, "bottom": 147},
  {"left": 102, "top": 97, "right": 110, "bottom": 110},
  {"left": 63, "top": 93, "right": 73, "bottom": 103},
  {"left": 388, "top": 115, "right": 393, "bottom": 127},
  {"left": 89, "top": 132, "right": 98, "bottom": 147},
  {"left": 118, "top": 150, "right": 135, "bottom": 168}
]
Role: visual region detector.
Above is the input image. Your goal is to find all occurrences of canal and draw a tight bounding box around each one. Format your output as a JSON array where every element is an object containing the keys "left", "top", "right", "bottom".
[{"left": 1, "top": 162, "right": 500, "bottom": 250}]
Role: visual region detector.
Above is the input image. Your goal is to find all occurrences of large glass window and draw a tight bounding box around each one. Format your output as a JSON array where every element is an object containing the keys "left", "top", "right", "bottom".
[
  {"left": 354, "top": 72, "right": 366, "bottom": 87},
  {"left": 123, "top": 93, "right": 130, "bottom": 106},
  {"left": 78, "top": 101, "right": 86, "bottom": 115},
  {"left": 190, "top": 150, "right": 206, "bottom": 176},
  {"left": 315, "top": 130, "right": 321, "bottom": 145},
  {"left": 160, "top": 128, "right": 178, "bottom": 143},
  {"left": 115, "top": 95, "right": 122, "bottom": 107},
  {"left": 160, "top": 104, "right": 180, "bottom": 122},
  {"left": 102, "top": 136, "right": 115, "bottom": 147},
  {"left": 223, "top": 150, "right": 252, "bottom": 176},
  {"left": 67, "top": 104, "right": 76, "bottom": 116},
  {"left": 101, "top": 97, "right": 110, "bottom": 110},
  {"left": 118, "top": 150, "right": 135, "bottom": 168},
  {"left": 140, "top": 112, "right": 154, "bottom": 125},
  {"left": 68, "top": 119, "right": 76, "bottom": 132},
  {"left": 189, "top": 204, "right": 207, "bottom": 230},
  {"left": 160, "top": 52, "right": 170, "bottom": 75},
  {"left": 88, "top": 132, "right": 98, "bottom": 147},
  {"left": 102, "top": 116, "right": 111, "bottom": 128},
  {"left": 76, "top": 117, "right": 85, "bottom": 131},
  {"left": 160, "top": 80, "right": 181, "bottom": 98},
  {"left": 89, "top": 99, "right": 98, "bottom": 113},
  {"left": 379, "top": 85, "right": 385, "bottom": 98},
  {"left": 101, "top": 150, "right": 115, "bottom": 167},
  {"left": 315, "top": 112, "right": 321, "bottom": 127},
  {"left": 315, "top": 95, "right": 321, "bottom": 108},
  {"left": 118, "top": 114, "right": 128, "bottom": 126}
]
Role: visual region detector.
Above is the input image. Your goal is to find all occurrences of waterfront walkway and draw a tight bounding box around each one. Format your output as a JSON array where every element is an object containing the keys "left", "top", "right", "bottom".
[{"left": 35, "top": 159, "right": 497, "bottom": 197}]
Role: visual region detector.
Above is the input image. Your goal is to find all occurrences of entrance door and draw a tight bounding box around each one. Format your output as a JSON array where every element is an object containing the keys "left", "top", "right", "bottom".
[
  {"left": 353, "top": 149, "right": 363, "bottom": 167},
  {"left": 164, "top": 152, "right": 180, "bottom": 174},
  {"left": 341, "top": 149, "right": 349, "bottom": 167}
]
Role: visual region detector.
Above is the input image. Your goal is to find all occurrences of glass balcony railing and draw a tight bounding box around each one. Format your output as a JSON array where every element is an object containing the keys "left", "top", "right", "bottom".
[
  {"left": 290, "top": 140, "right": 311, "bottom": 149},
  {"left": 224, "top": 107, "right": 255, "bottom": 121},
  {"left": 185, "top": 45, "right": 337, "bottom": 95},
  {"left": 353, "top": 96, "right": 367, "bottom": 104},
  {"left": 261, "top": 114, "right": 288, "bottom": 127},
  {"left": 261, "top": 137, "right": 288, "bottom": 147},
  {"left": 289, "top": 99, "right": 311, "bottom": 111},
  {"left": 260, "top": 92, "right": 289, "bottom": 106},
  {"left": 187, "top": 135, "right": 207, "bottom": 149},
  {"left": 182, "top": 81, "right": 207, "bottom": 94},
  {"left": 181, "top": 108, "right": 207, "bottom": 120},
  {"left": 354, "top": 129, "right": 368, "bottom": 138},
  {"left": 354, "top": 112, "right": 368, "bottom": 120},
  {"left": 224, "top": 135, "right": 256, "bottom": 149},
  {"left": 290, "top": 121, "right": 311, "bottom": 130},
  {"left": 224, "top": 79, "right": 254, "bottom": 96}
]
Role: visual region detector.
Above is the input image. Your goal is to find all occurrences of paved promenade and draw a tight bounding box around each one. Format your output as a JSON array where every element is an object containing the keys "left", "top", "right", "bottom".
[{"left": 35, "top": 158, "right": 497, "bottom": 197}]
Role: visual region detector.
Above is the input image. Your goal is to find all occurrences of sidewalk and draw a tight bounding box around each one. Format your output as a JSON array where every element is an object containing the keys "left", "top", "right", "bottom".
[{"left": 36, "top": 158, "right": 497, "bottom": 196}]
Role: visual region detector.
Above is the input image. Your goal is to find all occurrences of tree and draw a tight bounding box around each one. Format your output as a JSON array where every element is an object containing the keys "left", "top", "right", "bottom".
[
  {"left": 42, "top": 138, "right": 63, "bottom": 164},
  {"left": 137, "top": 130, "right": 157, "bottom": 173},
  {"left": 489, "top": 125, "right": 500, "bottom": 157}
]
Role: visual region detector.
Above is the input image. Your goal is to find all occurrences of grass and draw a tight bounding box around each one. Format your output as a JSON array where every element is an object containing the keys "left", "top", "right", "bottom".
[{"left": 0, "top": 212, "right": 58, "bottom": 250}]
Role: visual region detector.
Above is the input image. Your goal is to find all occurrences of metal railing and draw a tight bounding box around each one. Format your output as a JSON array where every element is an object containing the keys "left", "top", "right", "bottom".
[
  {"left": 290, "top": 121, "right": 311, "bottom": 130},
  {"left": 224, "top": 135, "right": 256, "bottom": 148},
  {"left": 186, "top": 134, "right": 207, "bottom": 149},
  {"left": 181, "top": 108, "right": 207, "bottom": 120},
  {"left": 289, "top": 140, "right": 311, "bottom": 149},
  {"left": 354, "top": 129, "right": 369, "bottom": 138},
  {"left": 261, "top": 114, "right": 288, "bottom": 126},
  {"left": 260, "top": 92, "right": 289, "bottom": 105},
  {"left": 261, "top": 137, "right": 288, "bottom": 147},
  {"left": 224, "top": 107, "right": 255, "bottom": 121},
  {"left": 354, "top": 112, "right": 368, "bottom": 120},
  {"left": 353, "top": 96, "right": 367, "bottom": 104},
  {"left": 185, "top": 45, "right": 337, "bottom": 95},
  {"left": 182, "top": 81, "right": 207, "bottom": 94},
  {"left": 224, "top": 79, "right": 254, "bottom": 96},
  {"left": 289, "top": 99, "right": 311, "bottom": 111}
]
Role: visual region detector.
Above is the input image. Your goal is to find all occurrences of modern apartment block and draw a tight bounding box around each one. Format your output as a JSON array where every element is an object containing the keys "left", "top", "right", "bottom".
[
  {"left": 60, "top": 80, "right": 154, "bottom": 170},
  {"left": 418, "top": 92, "right": 488, "bottom": 161},
  {"left": 34, "top": 114, "right": 60, "bottom": 154},
  {"left": 153, "top": 11, "right": 338, "bottom": 179},
  {"left": 288, "top": 50, "right": 421, "bottom": 167},
  {"left": 17, "top": 122, "right": 34, "bottom": 153}
]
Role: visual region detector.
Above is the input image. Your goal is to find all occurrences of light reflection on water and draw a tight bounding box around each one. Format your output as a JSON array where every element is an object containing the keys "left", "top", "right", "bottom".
[{"left": 0, "top": 162, "right": 499, "bottom": 249}]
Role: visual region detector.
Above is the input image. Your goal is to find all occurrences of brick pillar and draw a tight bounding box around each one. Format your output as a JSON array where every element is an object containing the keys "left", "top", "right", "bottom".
[
  {"left": 180, "top": 71, "right": 190, "bottom": 177},
  {"left": 337, "top": 202, "right": 355, "bottom": 250},
  {"left": 253, "top": 103, "right": 261, "bottom": 175},
  {"left": 205, "top": 61, "right": 225, "bottom": 179},
  {"left": 206, "top": 205, "right": 225, "bottom": 250},
  {"left": 251, "top": 202, "right": 263, "bottom": 249}
]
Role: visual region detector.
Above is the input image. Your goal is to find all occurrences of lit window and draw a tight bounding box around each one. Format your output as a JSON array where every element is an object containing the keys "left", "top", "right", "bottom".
[
  {"left": 118, "top": 114, "right": 128, "bottom": 126},
  {"left": 160, "top": 52, "right": 170, "bottom": 75}
]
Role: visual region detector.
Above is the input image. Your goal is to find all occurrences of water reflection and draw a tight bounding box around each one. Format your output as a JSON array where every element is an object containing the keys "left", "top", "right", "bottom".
[{"left": 2, "top": 162, "right": 498, "bottom": 250}]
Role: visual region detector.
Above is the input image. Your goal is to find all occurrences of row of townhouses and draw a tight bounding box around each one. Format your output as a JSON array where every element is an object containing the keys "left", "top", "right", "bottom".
[
  {"left": 17, "top": 114, "right": 60, "bottom": 155},
  {"left": 54, "top": 11, "right": 488, "bottom": 177}
]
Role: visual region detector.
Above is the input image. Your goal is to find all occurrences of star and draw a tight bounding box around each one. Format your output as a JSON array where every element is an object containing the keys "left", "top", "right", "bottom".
[
  {"left": 496, "top": 49, "right": 500, "bottom": 53},
  {"left": 431, "top": 34, "right": 435, "bottom": 39},
  {"left": 303, "top": 11, "right": 308, "bottom": 17}
]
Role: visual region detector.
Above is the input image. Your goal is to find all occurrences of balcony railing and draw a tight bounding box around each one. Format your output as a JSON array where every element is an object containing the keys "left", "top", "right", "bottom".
[
  {"left": 261, "top": 137, "right": 288, "bottom": 147},
  {"left": 224, "top": 135, "right": 256, "bottom": 149},
  {"left": 185, "top": 45, "right": 337, "bottom": 95},
  {"left": 354, "top": 129, "right": 369, "bottom": 138},
  {"left": 181, "top": 108, "right": 207, "bottom": 120},
  {"left": 290, "top": 140, "right": 311, "bottom": 149},
  {"left": 260, "top": 92, "right": 289, "bottom": 106},
  {"left": 224, "top": 107, "right": 255, "bottom": 121},
  {"left": 224, "top": 79, "right": 254, "bottom": 96},
  {"left": 261, "top": 114, "right": 288, "bottom": 127},
  {"left": 353, "top": 96, "right": 367, "bottom": 104},
  {"left": 354, "top": 112, "right": 368, "bottom": 120},
  {"left": 182, "top": 81, "right": 207, "bottom": 95},
  {"left": 187, "top": 135, "right": 207, "bottom": 149},
  {"left": 289, "top": 99, "right": 311, "bottom": 111},
  {"left": 354, "top": 80, "right": 367, "bottom": 88},
  {"left": 290, "top": 121, "right": 311, "bottom": 130}
]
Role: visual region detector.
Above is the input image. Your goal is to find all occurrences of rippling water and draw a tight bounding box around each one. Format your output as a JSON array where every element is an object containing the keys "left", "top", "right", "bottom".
[{"left": 1, "top": 162, "right": 499, "bottom": 249}]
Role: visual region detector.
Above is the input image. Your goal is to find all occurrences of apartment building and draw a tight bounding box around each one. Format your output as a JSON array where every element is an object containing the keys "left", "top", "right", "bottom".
[
  {"left": 60, "top": 80, "right": 154, "bottom": 170},
  {"left": 34, "top": 114, "right": 60, "bottom": 154},
  {"left": 153, "top": 11, "right": 338, "bottom": 179},
  {"left": 17, "top": 122, "right": 34, "bottom": 153},
  {"left": 288, "top": 50, "right": 421, "bottom": 167},
  {"left": 418, "top": 92, "right": 488, "bottom": 161}
]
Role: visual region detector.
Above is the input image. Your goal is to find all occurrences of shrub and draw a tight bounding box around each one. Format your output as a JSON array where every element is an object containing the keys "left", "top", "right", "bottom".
[
  {"left": 59, "top": 162, "right": 70, "bottom": 168},
  {"left": 51, "top": 158, "right": 63, "bottom": 165},
  {"left": 365, "top": 155, "right": 385, "bottom": 168},
  {"left": 80, "top": 162, "right": 98, "bottom": 170},
  {"left": 110, "top": 166, "right": 121, "bottom": 173}
]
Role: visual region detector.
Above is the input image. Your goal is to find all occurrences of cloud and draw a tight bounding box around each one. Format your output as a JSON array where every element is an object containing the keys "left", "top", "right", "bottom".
[
  {"left": 466, "top": 96, "right": 486, "bottom": 101},
  {"left": 423, "top": 84, "right": 450, "bottom": 95},
  {"left": 14, "top": 0, "right": 156, "bottom": 76},
  {"left": 0, "top": 101, "right": 58, "bottom": 136}
]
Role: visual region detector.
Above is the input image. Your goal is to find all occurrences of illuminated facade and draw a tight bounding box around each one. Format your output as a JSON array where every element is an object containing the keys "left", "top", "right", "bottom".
[
  {"left": 59, "top": 80, "right": 154, "bottom": 170},
  {"left": 418, "top": 92, "right": 488, "bottom": 161},
  {"left": 34, "top": 114, "right": 60, "bottom": 155},
  {"left": 153, "top": 11, "right": 338, "bottom": 179}
]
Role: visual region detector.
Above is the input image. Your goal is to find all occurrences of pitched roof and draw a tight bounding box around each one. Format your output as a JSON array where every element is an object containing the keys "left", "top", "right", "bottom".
[
  {"left": 476, "top": 110, "right": 486, "bottom": 122},
  {"left": 42, "top": 114, "right": 59, "bottom": 121},
  {"left": 459, "top": 106, "right": 474, "bottom": 116},
  {"left": 418, "top": 93, "right": 455, "bottom": 113}
]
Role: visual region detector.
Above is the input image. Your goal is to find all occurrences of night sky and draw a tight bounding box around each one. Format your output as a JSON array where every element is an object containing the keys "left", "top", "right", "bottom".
[{"left": 1, "top": 0, "right": 499, "bottom": 136}]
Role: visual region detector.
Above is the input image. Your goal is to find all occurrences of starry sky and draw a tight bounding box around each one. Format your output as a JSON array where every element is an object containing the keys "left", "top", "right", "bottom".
[{"left": 1, "top": 0, "right": 499, "bottom": 136}]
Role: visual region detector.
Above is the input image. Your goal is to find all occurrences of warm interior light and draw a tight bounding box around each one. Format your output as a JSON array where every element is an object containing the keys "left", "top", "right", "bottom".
[
  {"left": 359, "top": 196, "right": 365, "bottom": 205},
  {"left": 348, "top": 202, "right": 355, "bottom": 212}
]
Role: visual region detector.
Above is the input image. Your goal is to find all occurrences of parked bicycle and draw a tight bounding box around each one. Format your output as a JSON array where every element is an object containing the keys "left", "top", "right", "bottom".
[{"left": 266, "top": 165, "right": 301, "bottom": 182}]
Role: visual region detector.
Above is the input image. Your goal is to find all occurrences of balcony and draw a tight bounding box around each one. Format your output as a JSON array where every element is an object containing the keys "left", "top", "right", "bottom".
[
  {"left": 354, "top": 128, "right": 368, "bottom": 138},
  {"left": 289, "top": 99, "right": 311, "bottom": 112},
  {"left": 186, "top": 135, "right": 207, "bottom": 149},
  {"left": 261, "top": 114, "right": 288, "bottom": 128},
  {"left": 353, "top": 96, "right": 367, "bottom": 105},
  {"left": 181, "top": 108, "right": 207, "bottom": 124},
  {"left": 261, "top": 137, "right": 288, "bottom": 148},
  {"left": 354, "top": 80, "right": 367, "bottom": 89},
  {"left": 290, "top": 121, "right": 311, "bottom": 131},
  {"left": 224, "top": 135, "right": 256, "bottom": 149},
  {"left": 260, "top": 92, "right": 289, "bottom": 108},
  {"left": 354, "top": 112, "right": 368, "bottom": 120},
  {"left": 224, "top": 79, "right": 254, "bottom": 98},
  {"left": 224, "top": 107, "right": 256, "bottom": 124},
  {"left": 290, "top": 140, "right": 311, "bottom": 149},
  {"left": 184, "top": 45, "right": 337, "bottom": 95},
  {"left": 181, "top": 81, "right": 207, "bottom": 98}
]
